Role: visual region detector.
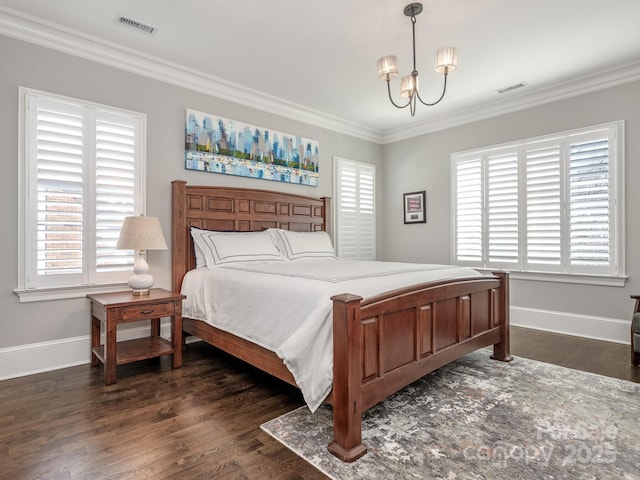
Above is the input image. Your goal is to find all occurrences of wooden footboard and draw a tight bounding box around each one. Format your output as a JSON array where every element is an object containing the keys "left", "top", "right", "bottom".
[{"left": 328, "top": 271, "right": 511, "bottom": 462}]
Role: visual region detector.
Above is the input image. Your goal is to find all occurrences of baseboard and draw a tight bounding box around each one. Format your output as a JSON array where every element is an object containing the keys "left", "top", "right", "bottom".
[
  {"left": 510, "top": 306, "right": 630, "bottom": 345},
  {"left": 0, "top": 323, "right": 173, "bottom": 382},
  {"left": 0, "top": 308, "right": 631, "bottom": 381}
]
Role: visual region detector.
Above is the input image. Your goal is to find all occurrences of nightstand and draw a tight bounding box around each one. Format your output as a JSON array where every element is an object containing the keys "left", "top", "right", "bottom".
[{"left": 88, "top": 288, "right": 186, "bottom": 385}]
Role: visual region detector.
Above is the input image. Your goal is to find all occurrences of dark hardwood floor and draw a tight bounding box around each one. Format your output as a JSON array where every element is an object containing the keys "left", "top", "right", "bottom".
[
  {"left": 1, "top": 326, "right": 638, "bottom": 480},
  {"left": 511, "top": 326, "right": 640, "bottom": 383}
]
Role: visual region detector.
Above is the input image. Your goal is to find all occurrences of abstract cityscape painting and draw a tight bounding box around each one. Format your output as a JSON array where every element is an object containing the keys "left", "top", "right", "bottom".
[{"left": 184, "top": 109, "right": 319, "bottom": 186}]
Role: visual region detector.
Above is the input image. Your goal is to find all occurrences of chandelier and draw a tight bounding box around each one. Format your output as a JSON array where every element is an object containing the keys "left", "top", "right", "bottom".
[{"left": 377, "top": 2, "right": 458, "bottom": 116}]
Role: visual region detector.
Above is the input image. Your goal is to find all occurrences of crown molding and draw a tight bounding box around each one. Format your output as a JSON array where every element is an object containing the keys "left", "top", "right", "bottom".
[
  {"left": 0, "top": 7, "right": 382, "bottom": 143},
  {"left": 381, "top": 60, "right": 640, "bottom": 144}
]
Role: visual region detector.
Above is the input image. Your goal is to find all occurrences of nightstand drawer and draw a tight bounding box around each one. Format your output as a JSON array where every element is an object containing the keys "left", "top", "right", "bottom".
[{"left": 122, "top": 302, "right": 174, "bottom": 321}]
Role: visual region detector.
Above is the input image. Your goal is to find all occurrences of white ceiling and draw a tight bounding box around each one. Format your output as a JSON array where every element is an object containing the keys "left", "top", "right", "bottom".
[{"left": 2, "top": 0, "right": 640, "bottom": 142}]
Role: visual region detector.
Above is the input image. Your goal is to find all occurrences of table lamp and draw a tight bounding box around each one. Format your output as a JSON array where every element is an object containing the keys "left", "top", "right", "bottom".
[{"left": 116, "top": 214, "right": 168, "bottom": 295}]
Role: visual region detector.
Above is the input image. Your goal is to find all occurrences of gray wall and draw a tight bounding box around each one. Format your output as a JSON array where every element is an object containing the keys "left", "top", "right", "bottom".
[
  {"left": 381, "top": 80, "right": 640, "bottom": 321},
  {"left": 0, "top": 35, "right": 384, "bottom": 349}
]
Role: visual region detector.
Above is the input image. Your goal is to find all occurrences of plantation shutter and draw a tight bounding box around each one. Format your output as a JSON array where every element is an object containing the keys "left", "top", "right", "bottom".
[
  {"left": 452, "top": 122, "right": 620, "bottom": 278},
  {"left": 487, "top": 150, "right": 519, "bottom": 266},
  {"left": 454, "top": 157, "right": 483, "bottom": 264},
  {"left": 334, "top": 157, "right": 375, "bottom": 260},
  {"left": 95, "top": 112, "right": 138, "bottom": 276},
  {"left": 31, "top": 98, "right": 85, "bottom": 286},
  {"left": 524, "top": 142, "right": 562, "bottom": 270},
  {"left": 24, "top": 91, "right": 143, "bottom": 290},
  {"left": 568, "top": 132, "right": 611, "bottom": 273}
]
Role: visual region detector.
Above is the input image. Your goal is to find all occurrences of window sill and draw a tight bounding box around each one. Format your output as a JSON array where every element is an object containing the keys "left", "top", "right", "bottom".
[
  {"left": 14, "top": 283, "right": 130, "bottom": 303},
  {"left": 475, "top": 269, "right": 627, "bottom": 287}
]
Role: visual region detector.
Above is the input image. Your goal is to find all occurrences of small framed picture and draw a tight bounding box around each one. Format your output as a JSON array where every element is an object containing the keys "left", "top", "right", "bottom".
[{"left": 403, "top": 191, "right": 426, "bottom": 224}]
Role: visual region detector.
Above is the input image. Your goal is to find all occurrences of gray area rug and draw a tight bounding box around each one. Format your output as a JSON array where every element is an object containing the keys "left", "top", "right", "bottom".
[{"left": 261, "top": 350, "right": 640, "bottom": 479}]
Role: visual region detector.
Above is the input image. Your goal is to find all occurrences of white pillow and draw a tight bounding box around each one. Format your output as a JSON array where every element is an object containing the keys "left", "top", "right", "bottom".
[
  {"left": 190, "top": 227, "right": 210, "bottom": 268},
  {"left": 267, "top": 229, "right": 336, "bottom": 261},
  {"left": 192, "top": 229, "right": 285, "bottom": 267}
]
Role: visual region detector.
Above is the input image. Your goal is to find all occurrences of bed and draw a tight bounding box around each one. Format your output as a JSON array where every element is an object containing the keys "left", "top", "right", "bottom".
[{"left": 171, "top": 180, "right": 512, "bottom": 462}]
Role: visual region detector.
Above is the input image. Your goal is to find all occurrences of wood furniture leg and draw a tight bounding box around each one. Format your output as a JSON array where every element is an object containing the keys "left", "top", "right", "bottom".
[
  {"left": 104, "top": 309, "right": 118, "bottom": 385},
  {"left": 328, "top": 293, "right": 367, "bottom": 463},
  {"left": 91, "top": 315, "right": 100, "bottom": 367},
  {"left": 151, "top": 318, "right": 160, "bottom": 337},
  {"left": 172, "top": 301, "right": 183, "bottom": 368},
  {"left": 490, "top": 271, "right": 513, "bottom": 362}
]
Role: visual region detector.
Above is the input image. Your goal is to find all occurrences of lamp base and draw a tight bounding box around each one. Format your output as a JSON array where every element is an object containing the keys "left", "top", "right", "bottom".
[
  {"left": 128, "top": 273, "right": 154, "bottom": 293},
  {"left": 131, "top": 288, "right": 151, "bottom": 296},
  {"left": 127, "top": 251, "right": 154, "bottom": 295}
]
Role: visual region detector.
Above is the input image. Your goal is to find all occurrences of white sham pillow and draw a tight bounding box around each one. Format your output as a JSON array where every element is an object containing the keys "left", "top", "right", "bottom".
[
  {"left": 190, "top": 227, "right": 210, "bottom": 268},
  {"left": 192, "top": 229, "right": 285, "bottom": 267},
  {"left": 267, "top": 229, "right": 336, "bottom": 261}
]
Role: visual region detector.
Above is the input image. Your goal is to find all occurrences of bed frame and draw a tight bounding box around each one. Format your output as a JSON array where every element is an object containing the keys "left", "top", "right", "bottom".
[{"left": 171, "top": 180, "right": 512, "bottom": 462}]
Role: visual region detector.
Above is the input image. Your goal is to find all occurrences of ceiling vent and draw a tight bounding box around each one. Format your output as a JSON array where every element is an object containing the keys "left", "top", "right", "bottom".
[
  {"left": 116, "top": 14, "right": 157, "bottom": 35},
  {"left": 497, "top": 82, "right": 526, "bottom": 94}
]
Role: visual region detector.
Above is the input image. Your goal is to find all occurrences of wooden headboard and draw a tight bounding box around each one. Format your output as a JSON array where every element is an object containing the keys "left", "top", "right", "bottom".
[{"left": 171, "top": 180, "right": 331, "bottom": 292}]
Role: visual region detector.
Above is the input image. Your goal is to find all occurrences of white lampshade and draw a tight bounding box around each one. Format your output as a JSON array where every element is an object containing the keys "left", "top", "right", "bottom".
[
  {"left": 377, "top": 55, "right": 399, "bottom": 81},
  {"left": 400, "top": 74, "right": 418, "bottom": 98},
  {"left": 116, "top": 215, "right": 168, "bottom": 251},
  {"left": 116, "top": 215, "right": 167, "bottom": 295},
  {"left": 435, "top": 47, "right": 458, "bottom": 74}
]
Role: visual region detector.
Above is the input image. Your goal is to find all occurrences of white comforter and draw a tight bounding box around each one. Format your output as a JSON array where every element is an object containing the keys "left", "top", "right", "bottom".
[{"left": 181, "top": 260, "right": 481, "bottom": 412}]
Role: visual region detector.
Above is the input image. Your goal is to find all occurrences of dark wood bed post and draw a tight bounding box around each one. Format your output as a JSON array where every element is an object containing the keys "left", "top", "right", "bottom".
[
  {"left": 328, "top": 293, "right": 368, "bottom": 463},
  {"left": 323, "top": 196, "right": 332, "bottom": 237},
  {"left": 171, "top": 180, "right": 188, "bottom": 293},
  {"left": 490, "top": 271, "right": 513, "bottom": 362}
]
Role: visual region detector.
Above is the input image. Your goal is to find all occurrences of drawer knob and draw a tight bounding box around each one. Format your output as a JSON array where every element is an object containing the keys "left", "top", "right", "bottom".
[{"left": 141, "top": 309, "right": 154, "bottom": 314}]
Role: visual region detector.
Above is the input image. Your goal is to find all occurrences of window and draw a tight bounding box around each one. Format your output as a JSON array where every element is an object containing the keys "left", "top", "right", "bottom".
[
  {"left": 451, "top": 121, "right": 624, "bottom": 282},
  {"left": 333, "top": 157, "right": 376, "bottom": 260},
  {"left": 17, "top": 88, "right": 146, "bottom": 300}
]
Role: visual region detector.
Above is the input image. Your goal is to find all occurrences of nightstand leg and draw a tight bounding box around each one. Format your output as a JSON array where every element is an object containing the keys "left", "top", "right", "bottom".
[
  {"left": 104, "top": 315, "right": 117, "bottom": 385},
  {"left": 91, "top": 315, "right": 100, "bottom": 367},
  {"left": 172, "top": 302, "right": 183, "bottom": 368},
  {"left": 151, "top": 318, "right": 160, "bottom": 337}
]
